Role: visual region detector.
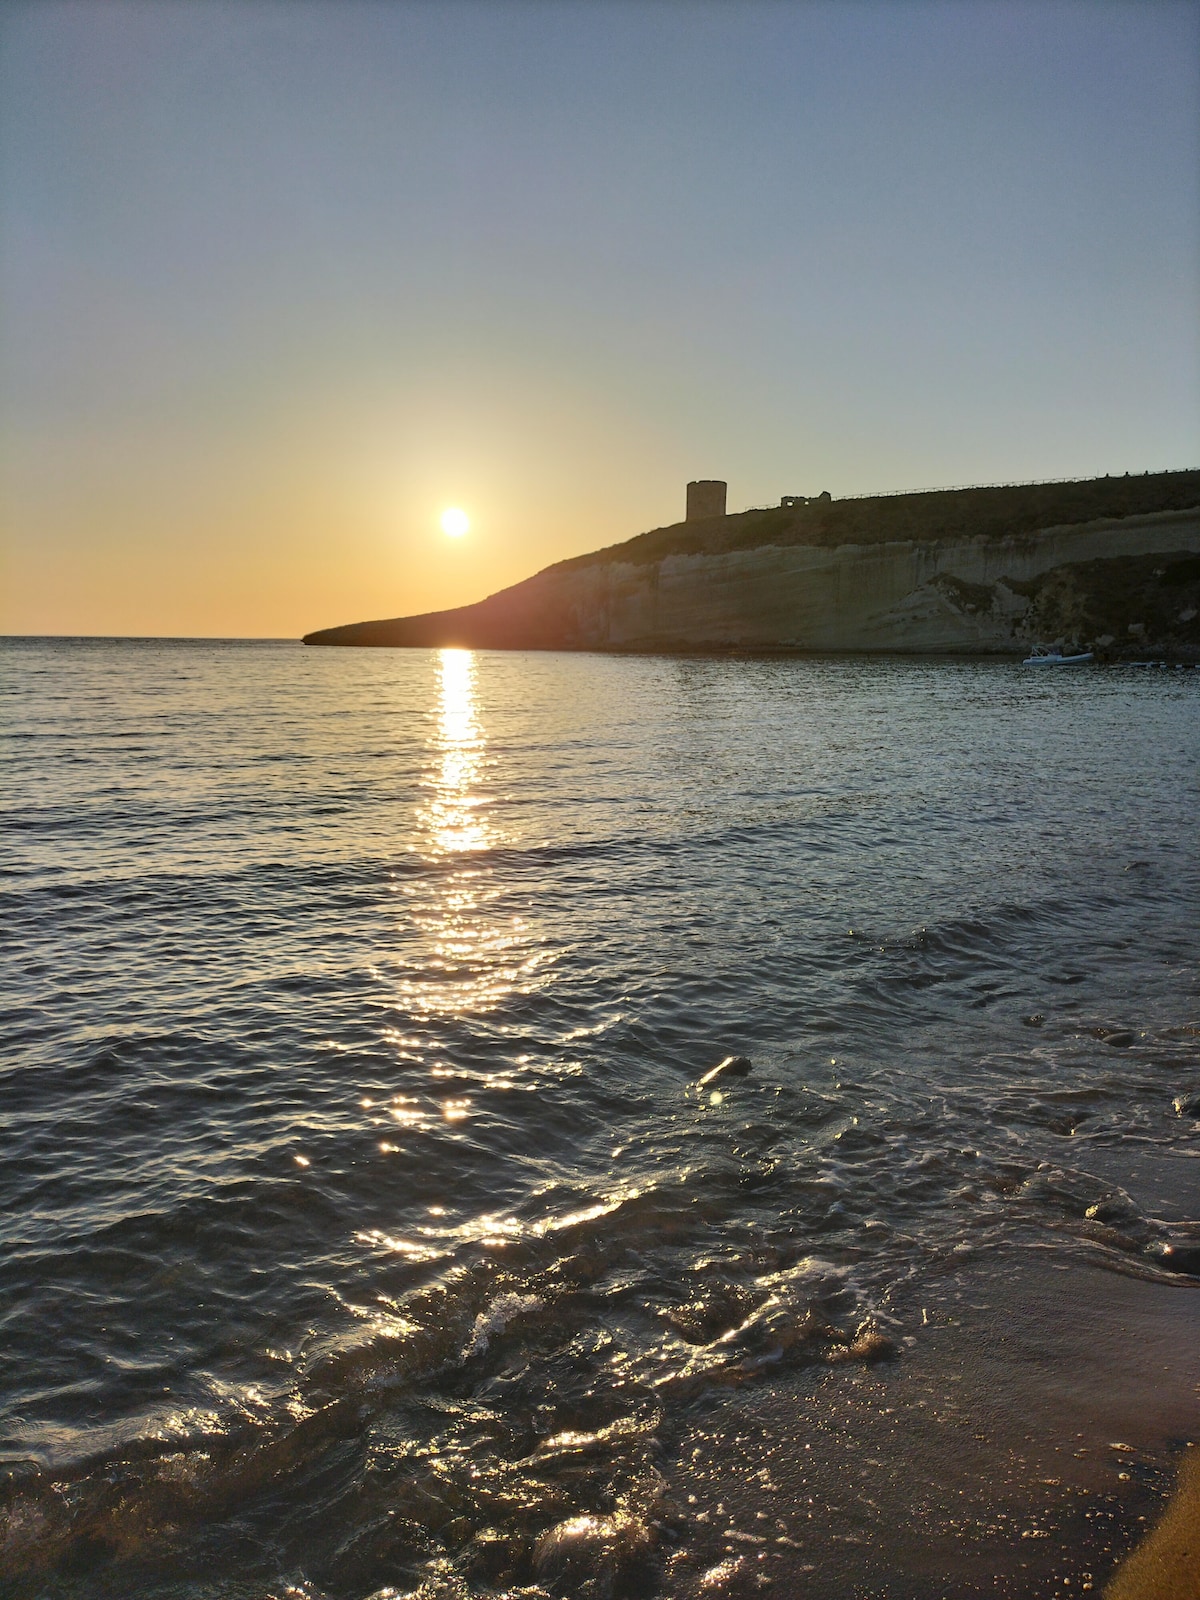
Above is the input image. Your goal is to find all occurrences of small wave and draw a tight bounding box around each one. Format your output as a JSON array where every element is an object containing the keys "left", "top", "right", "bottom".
[{"left": 462, "top": 1292, "right": 544, "bottom": 1358}]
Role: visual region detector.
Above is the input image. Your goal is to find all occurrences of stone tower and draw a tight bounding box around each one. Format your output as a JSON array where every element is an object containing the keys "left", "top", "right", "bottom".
[{"left": 686, "top": 480, "right": 727, "bottom": 521}]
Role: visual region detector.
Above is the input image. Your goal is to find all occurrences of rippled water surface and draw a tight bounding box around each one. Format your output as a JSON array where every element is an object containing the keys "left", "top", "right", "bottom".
[{"left": 2, "top": 639, "right": 1198, "bottom": 1599}]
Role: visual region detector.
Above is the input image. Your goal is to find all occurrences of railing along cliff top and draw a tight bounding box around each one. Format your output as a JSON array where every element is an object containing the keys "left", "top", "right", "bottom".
[{"left": 759, "top": 467, "right": 1200, "bottom": 511}]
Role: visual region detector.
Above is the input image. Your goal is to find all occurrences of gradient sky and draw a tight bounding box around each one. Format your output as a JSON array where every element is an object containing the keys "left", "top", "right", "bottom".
[{"left": 2, "top": 0, "right": 1198, "bottom": 637}]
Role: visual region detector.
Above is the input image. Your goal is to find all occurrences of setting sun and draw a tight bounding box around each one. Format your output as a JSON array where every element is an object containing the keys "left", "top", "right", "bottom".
[{"left": 440, "top": 507, "right": 470, "bottom": 538}]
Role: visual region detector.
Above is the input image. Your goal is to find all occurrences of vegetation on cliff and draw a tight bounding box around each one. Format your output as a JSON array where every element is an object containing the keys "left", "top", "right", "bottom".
[
  {"left": 1013, "top": 552, "right": 1200, "bottom": 659},
  {"left": 549, "top": 468, "right": 1200, "bottom": 573}
]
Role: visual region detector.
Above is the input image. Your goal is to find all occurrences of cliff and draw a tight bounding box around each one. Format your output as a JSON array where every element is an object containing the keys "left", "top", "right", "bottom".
[{"left": 304, "top": 471, "right": 1200, "bottom": 657}]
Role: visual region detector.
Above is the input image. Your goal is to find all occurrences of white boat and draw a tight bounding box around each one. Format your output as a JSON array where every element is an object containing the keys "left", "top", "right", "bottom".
[{"left": 1022, "top": 647, "right": 1094, "bottom": 665}]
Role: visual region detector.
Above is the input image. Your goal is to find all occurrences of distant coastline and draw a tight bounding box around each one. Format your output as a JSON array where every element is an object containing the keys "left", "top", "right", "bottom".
[{"left": 305, "top": 469, "right": 1200, "bottom": 658}]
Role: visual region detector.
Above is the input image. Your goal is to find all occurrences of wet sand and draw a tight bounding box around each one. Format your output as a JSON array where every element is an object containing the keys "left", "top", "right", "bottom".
[
  {"left": 666, "top": 1250, "right": 1200, "bottom": 1597},
  {"left": 1107, "top": 1446, "right": 1200, "bottom": 1599}
]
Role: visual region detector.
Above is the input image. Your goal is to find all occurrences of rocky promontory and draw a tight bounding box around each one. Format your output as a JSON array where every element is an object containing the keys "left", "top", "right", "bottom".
[{"left": 304, "top": 470, "right": 1200, "bottom": 657}]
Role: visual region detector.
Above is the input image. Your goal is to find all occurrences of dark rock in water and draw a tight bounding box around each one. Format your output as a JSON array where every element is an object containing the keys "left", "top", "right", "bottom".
[
  {"left": 1096, "top": 1028, "right": 1136, "bottom": 1048},
  {"left": 1145, "top": 1239, "right": 1200, "bottom": 1275},
  {"left": 1173, "top": 1092, "right": 1200, "bottom": 1118},
  {"left": 1085, "top": 1193, "right": 1143, "bottom": 1227},
  {"left": 698, "top": 1055, "right": 752, "bottom": 1086},
  {"left": 533, "top": 1510, "right": 653, "bottom": 1596},
  {"left": 716, "top": 1302, "right": 828, "bottom": 1357},
  {"left": 666, "top": 1281, "right": 757, "bottom": 1344}
]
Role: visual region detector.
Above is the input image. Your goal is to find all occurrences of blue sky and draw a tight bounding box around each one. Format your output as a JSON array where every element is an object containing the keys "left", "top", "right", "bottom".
[{"left": 2, "top": 0, "right": 1198, "bottom": 634}]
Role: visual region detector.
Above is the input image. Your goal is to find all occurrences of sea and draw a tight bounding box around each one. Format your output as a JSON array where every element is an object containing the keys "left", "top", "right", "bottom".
[{"left": 2, "top": 637, "right": 1199, "bottom": 1600}]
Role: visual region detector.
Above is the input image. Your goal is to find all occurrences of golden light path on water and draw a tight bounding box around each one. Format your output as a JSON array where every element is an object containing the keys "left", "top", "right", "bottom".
[
  {"left": 360, "top": 650, "right": 631, "bottom": 1265},
  {"left": 357, "top": 649, "right": 567, "bottom": 1258},
  {"left": 422, "top": 647, "right": 490, "bottom": 857},
  {"left": 392, "top": 646, "right": 546, "bottom": 1037}
]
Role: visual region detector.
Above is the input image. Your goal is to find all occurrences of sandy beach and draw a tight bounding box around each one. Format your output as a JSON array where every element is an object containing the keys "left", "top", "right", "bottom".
[{"left": 670, "top": 1248, "right": 1200, "bottom": 1596}]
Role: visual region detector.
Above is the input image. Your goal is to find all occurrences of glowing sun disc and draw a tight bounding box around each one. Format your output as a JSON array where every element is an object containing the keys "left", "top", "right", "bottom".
[{"left": 441, "top": 507, "right": 469, "bottom": 537}]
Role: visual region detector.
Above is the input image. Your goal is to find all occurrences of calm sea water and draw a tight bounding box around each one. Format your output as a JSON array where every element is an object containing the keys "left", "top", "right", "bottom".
[{"left": 2, "top": 638, "right": 1198, "bottom": 1600}]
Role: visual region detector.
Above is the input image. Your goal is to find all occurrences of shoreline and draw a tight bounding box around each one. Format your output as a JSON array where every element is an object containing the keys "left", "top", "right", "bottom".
[{"left": 665, "top": 1249, "right": 1200, "bottom": 1596}]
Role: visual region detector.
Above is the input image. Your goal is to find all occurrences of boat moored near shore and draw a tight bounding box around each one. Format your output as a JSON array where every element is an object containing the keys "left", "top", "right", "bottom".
[{"left": 1023, "top": 646, "right": 1095, "bottom": 665}]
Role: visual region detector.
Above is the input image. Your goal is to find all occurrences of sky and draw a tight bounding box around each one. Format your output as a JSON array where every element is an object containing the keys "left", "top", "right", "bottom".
[{"left": 1, "top": 0, "right": 1198, "bottom": 638}]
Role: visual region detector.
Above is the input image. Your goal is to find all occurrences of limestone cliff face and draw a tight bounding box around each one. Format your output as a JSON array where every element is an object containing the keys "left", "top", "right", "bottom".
[{"left": 305, "top": 506, "right": 1200, "bottom": 656}]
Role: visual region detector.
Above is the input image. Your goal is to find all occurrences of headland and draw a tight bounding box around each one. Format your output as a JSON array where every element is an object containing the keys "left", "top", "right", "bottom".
[{"left": 304, "top": 469, "right": 1200, "bottom": 657}]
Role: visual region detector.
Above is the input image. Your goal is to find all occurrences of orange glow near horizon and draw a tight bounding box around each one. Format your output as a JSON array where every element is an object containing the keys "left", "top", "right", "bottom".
[
  {"left": 0, "top": 388, "right": 688, "bottom": 637},
  {"left": 4, "top": 4, "right": 1198, "bottom": 639}
]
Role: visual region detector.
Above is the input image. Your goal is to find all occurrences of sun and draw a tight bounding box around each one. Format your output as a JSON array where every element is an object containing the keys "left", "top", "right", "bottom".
[{"left": 440, "top": 507, "right": 469, "bottom": 538}]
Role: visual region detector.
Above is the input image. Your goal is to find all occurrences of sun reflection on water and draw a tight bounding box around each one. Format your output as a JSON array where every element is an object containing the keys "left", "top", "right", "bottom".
[
  {"left": 393, "top": 649, "right": 544, "bottom": 1022},
  {"left": 421, "top": 648, "right": 490, "bottom": 855}
]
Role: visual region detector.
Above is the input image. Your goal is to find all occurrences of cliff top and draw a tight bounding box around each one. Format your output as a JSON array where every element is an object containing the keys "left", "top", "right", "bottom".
[{"left": 548, "top": 468, "right": 1200, "bottom": 574}]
